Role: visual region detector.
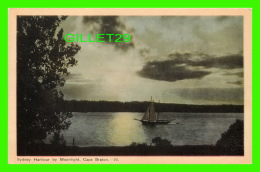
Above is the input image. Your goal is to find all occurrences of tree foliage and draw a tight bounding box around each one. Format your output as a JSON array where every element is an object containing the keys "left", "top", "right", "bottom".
[
  {"left": 216, "top": 119, "right": 244, "bottom": 155},
  {"left": 17, "top": 16, "right": 81, "bottom": 146},
  {"left": 50, "top": 131, "right": 66, "bottom": 147},
  {"left": 152, "top": 137, "right": 172, "bottom": 146}
]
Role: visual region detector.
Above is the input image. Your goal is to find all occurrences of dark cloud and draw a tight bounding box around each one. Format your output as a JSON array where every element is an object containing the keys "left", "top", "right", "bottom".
[
  {"left": 227, "top": 80, "right": 243, "bottom": 86},
  {"left": 223, "top": 71, "right": 243, "bottom": 78},
  {"left": 82, "top": 16, "right": 134, "bottom": 51},
  {"left": 223, "top": 72, "right": 243, "bottom": 85},
  {"left": 170, "top": 87, "right": 244, "bottom": 104},
  {"left": 168, "top": 53, "right": 243, "bottom": 69},
  {"left": 168, "top": 52, "right": 211, "bottom": 59},
  {"left": 191, "top": 55, "right": 243, "bottom": 69},
  {"left": 138, "top": 52, "right": 243, "bottom": 82},
  {"left": 137, "top": 60, "right": 211, "bottom": 82}
]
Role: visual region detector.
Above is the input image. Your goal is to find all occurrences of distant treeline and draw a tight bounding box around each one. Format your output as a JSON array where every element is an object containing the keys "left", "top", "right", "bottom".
[{"left": 60, "top": 100, "right": 243, "bottom": 113}]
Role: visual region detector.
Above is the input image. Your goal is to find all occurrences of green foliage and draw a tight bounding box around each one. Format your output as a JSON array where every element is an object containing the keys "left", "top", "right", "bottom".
[{"left": 17, "top": 16, "right": 81, "bottom": 146}]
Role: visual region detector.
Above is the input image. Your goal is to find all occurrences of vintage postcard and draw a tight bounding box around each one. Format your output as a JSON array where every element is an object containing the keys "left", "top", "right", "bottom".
[{"left": 8, "top": 8, "right": 252, "bottom": 164}]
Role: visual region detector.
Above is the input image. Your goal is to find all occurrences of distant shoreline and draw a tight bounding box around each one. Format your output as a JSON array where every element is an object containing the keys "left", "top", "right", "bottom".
[{"left": 61, "top": 100, "right": 244, "bottom": 113}]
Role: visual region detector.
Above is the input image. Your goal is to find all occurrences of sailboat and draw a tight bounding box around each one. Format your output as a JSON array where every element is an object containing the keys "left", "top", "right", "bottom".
[{"left": 136, "top": 98, "right": 171, "bottom": 125}]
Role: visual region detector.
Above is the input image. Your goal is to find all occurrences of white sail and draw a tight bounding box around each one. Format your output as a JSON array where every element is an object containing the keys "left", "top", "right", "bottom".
[
  {"left": 148, "top": 102, "right": 157, "bottom": 122},
  {"left": 139, "top": 98, "right": 171, "bottom": 124},
  {"left": 142, "top": 104, "right": 150, "bottom": 121}
]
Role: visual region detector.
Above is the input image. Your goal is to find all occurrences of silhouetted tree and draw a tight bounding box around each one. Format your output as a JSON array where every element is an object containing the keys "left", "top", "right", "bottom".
[
  {"left": 129, "top": 142, "right": 148, "bottom": 147},
  {"left": 152, "top": 137, "right": 172, "bottom": 146},
  {"left": 50, "top": 131, "right": 66, "bottom": 147},
  {"left": 216, "top": 119, "right": 244, "bottom": 155},
  {"left": 17, "top": 16, "right": 81, "bottom": 148}
]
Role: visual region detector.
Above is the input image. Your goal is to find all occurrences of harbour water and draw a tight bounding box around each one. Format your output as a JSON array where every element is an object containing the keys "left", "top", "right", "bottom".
[{"left": 46, "top": 112, "right": 243, "bottom": 147}]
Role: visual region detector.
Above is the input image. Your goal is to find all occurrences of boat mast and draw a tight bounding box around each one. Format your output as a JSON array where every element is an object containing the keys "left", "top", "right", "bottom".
[
  {"left": 157, "top": 100, "right": 160, "bottom": 121},
  {"left": 148, "top": 96, "right": 157, "bottom": 122},
  {"left": 149, "top": 96, "right": 152, "bottom": 121}
]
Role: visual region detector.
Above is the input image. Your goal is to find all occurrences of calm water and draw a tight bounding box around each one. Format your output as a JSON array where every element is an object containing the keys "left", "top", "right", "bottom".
[{"left": 46, "top": 112, "right": 243, "bottom": 147}]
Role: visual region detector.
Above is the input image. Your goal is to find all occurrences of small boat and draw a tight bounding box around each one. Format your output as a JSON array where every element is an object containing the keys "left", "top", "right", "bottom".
[{"left": 135, "top": 97, "right": 171, "bottom": 125}]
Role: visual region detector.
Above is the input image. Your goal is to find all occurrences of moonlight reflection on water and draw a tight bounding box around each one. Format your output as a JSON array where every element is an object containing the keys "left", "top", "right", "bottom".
[{"left": 45, "top": 112, "right": 243, "bottom": 147}]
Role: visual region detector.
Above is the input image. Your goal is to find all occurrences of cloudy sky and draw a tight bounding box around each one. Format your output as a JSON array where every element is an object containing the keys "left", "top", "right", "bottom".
[{"left": 58, "top": 16, "right": 243, "bottom": 105}]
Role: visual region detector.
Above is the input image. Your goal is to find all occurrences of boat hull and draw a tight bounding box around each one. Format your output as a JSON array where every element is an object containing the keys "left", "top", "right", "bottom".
[{"left": 141, "top": 120, "right": 171, "bottom": 125}]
